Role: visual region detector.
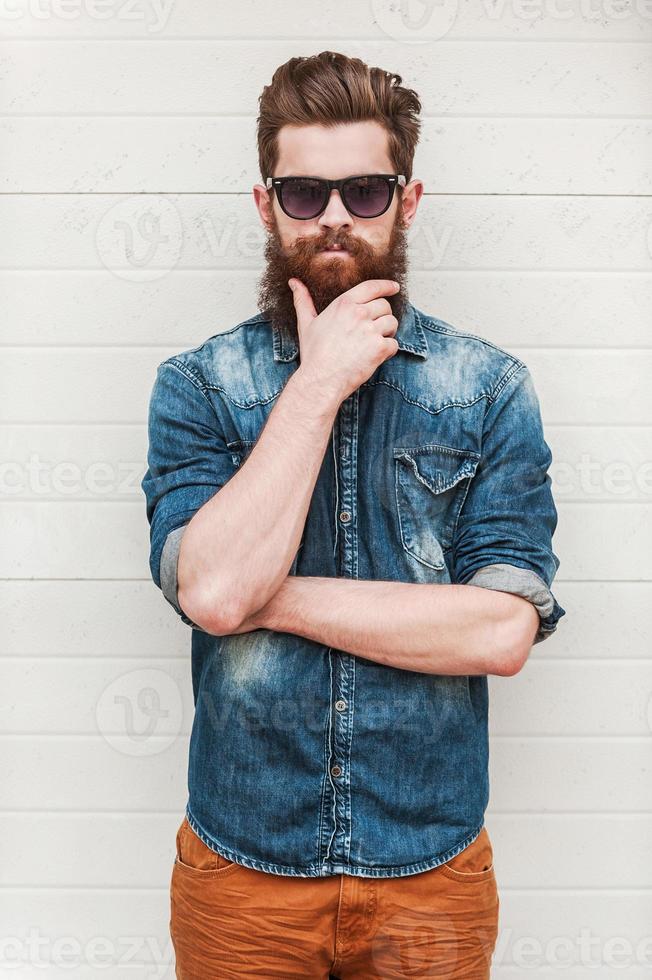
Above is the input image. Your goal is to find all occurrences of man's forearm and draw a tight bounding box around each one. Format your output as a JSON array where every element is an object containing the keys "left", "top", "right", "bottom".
[
  {"left": 177, "top": 370, "right": 339, "bottom": 634},
  {"left": 247, "top": 576, "right": 540, "bottom": 676}
]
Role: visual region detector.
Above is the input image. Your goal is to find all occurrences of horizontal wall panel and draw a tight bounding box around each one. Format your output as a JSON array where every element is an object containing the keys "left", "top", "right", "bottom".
[
  {"left": 2, "top": 735, "right": 650, "bottom": 812},
  {"left": 544, "top": 428, "right": 652, "bottom": 504},
  {"left": 0, "top": 425, "right": 149, "bottom": 502},
  {"left": 511, "top": 351, "right": 652, "bottom": 425},
  {"left": 0, "top": 502, "right": 154, "bottom": 579},
  {"left": 1, "top": 812, "right": 650, "bottom": 888},
  {"left": 0, "top": 890, "right": 650, "bottom": 979},
  {"left": 0, "top": 499, "right": 648, "bottom": 580},
  {"left": 3, "top": 195, "right": 650, "bottom": 272},
  {"left": 2, "top": 424, "right": 651, "bottom": 503},
  {"left": 0, "top": 736, "right": 189, "bottom": 812},
  {"left": 5, "top": 423, "right": 652, "bottom": 503},
  {"left": 2, "top": 349, "right": 651, "bottom": 424},
  {"left": 0, "top": 349, "right": 169, "bottom": 424},
  {"left": 3, "top": 117, "right": 651, "bottom": 194},
  {"left": 3, "top": 582, "right": 649, "bottom": 660},
  {"left": 1, "top": 658, "right": 191, "bottom": 735},
  {"left": 1, "top": 0, "right": 651, "bottom": 40},
  {"left": 2, "top": 271, "right": 652, "bottom": 349},
  {"left": 489, "top": 738, "right": 652, "bottom": 812},
  {"left": 534, "top": 582, "right": 651, "bottom": 660},
  {"left": 0, "top": 812, "right": 183, "bottom": 888},
  {"left": 489, "top": 662, "right": 652, "bottom": 736},
  {"left": 0, "top": 888, "right": 173, "bottom": 978},
  {"left": 2, "top": 658, "right": 651, "bottom": 736},
  {"left": 4, "top": 41, "right": 651, "bottom": 117},
  {"left": 1, "top": 581, "right": 189, "bottom": 658}
]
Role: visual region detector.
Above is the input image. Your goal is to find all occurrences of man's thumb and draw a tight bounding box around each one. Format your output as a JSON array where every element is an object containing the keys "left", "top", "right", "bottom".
[{"left": 288, "top": 278, "right": 317, "bottom": 327}]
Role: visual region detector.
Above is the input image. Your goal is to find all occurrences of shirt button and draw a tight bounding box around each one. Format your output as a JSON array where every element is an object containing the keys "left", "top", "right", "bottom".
[
  {"left": 339, "top": 511, "right": 351, "bottom": 523},
  {"left": 335, "top": 699, "right": 347, "bottom": 712},
  {"left": 331, "top": 765, "right": 342, "bottom": 777}
]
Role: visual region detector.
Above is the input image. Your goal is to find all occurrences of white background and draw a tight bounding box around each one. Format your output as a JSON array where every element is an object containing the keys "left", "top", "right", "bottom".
[{"left": 2, "top": 1, "right": 652, "bottom": 976}]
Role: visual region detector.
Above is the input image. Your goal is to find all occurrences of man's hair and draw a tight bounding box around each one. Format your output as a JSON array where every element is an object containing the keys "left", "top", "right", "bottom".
[{"left": 256, "top": 50, "right": 422, "bottom": 183}]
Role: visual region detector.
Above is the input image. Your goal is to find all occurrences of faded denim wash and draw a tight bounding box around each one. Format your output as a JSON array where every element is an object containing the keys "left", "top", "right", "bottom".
[{"left": 141, "top": 300, "right": 565, "bottom": 878}]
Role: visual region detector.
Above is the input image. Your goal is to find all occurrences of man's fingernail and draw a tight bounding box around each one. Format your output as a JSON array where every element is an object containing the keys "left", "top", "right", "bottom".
[{"left": 288, "top": 279, "right": 295, "bottom": 291}]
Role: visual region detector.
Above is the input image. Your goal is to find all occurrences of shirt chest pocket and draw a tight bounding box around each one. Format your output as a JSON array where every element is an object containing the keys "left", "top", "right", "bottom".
[{"left": 393, "top": 444, "right": 479, "bottom": 570}]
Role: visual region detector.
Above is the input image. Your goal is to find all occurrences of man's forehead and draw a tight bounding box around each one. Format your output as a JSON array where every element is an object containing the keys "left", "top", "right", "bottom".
[{"left": 274, "top": 121, "right": 394, "bottom": 177}]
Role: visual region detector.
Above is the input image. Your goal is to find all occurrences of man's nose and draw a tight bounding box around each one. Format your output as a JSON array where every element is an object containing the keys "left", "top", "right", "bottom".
[{"left": 317, "top": 189, "right": 353, "bottom": 230}]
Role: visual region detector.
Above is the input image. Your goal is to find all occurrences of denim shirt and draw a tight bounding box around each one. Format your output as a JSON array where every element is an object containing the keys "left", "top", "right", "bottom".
[{"left": 141, "top": 300, "right": 565, "bottom": 878}]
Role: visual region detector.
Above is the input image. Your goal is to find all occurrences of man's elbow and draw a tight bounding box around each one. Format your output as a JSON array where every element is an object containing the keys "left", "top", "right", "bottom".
[
  {"left": 486, "top": 597, "right": 540, "bottom": 676},
  {"left": 177, "top": 585, "right": 244, "bottom": 637},
  {"left": 177, "top": 538, "right": 246, "bottom": 636}
]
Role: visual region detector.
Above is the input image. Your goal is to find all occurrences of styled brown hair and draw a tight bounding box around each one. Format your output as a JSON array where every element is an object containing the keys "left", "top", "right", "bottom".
[{"left": 256, "top": 50, "right": 422, "bottom": 183}]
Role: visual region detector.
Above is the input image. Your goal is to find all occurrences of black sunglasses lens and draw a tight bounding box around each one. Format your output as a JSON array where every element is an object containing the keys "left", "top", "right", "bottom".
[
  {"left": 279, "top": 178, "right": 328, "bottom": 219},
  {"left": 343, "top": 176, "right": 392, "bottom": 217}
]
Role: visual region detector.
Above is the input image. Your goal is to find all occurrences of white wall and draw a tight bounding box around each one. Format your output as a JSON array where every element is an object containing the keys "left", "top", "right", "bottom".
[{"left": 2, "top": 2, "right": 652, "bottom": 976}]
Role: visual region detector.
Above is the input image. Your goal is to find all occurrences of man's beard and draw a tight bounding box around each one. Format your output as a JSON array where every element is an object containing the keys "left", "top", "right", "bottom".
[{"left": 256, "top": 208, "right": 409, "bottom": 355}]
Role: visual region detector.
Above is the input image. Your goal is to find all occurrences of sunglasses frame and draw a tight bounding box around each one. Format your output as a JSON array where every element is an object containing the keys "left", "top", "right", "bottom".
[{"left": 265, "top": 173, "right": 407, "bottom": 220}]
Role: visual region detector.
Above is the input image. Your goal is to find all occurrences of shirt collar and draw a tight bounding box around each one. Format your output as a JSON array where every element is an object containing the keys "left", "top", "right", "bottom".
[{"left": 271, "top": 300, "right": 428, "bottom": 363}]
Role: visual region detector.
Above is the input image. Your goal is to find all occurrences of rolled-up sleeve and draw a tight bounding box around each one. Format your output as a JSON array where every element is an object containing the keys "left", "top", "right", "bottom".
[
  {"left": 452, "top": 362, "right": 566, "bottom": 644},
  {"left": 141, "top": 358, "right": 238, "bottom": 631}
]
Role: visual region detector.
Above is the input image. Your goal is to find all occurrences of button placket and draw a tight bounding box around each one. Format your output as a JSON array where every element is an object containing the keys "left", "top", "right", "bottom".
[{"left": 326, "top": 393, "right": 358, "bottom": 865}]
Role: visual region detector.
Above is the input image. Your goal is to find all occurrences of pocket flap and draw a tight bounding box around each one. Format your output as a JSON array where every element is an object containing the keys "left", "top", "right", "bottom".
[{"left": 393, "top": 444, "right": 479, "bottom": 494}]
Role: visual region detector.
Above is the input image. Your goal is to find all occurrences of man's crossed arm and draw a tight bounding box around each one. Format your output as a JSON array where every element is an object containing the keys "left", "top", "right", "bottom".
[{"left": 233, "top": 574, "right": 541, "bottom": 677}]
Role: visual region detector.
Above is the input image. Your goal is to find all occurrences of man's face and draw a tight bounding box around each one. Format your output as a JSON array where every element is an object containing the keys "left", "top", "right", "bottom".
[{"left": 253, "top": 120, "right": 423, "bottom": 345}]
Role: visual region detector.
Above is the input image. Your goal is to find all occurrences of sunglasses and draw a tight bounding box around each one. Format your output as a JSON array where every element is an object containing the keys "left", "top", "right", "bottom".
[{"left": 265, "top": 173, "right": 406, "bottom": 220}]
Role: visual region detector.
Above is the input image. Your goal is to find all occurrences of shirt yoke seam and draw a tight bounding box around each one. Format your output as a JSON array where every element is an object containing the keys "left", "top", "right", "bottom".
[
  {"left": 418, "top": 317, "right": 526, "bottom": 405},
  {"left": 489, "top": 360, "right": 527, "bottom": 405},
  {"left": 160, "top": 357, "right": 216, "bottom": 413}
]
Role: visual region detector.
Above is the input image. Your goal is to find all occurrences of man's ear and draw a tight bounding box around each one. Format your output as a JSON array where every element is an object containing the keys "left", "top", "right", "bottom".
[
  {"left": 401, "top": 178, "right": 424, "bottom": 228},
  {"left": 252, "top": 183, "right": 275, "bottom": 232}
]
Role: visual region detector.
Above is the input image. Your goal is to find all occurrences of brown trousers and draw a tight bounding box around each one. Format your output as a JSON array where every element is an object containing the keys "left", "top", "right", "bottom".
[{"left": 170, "top": 816, "right": 499, "bottom": 979}]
